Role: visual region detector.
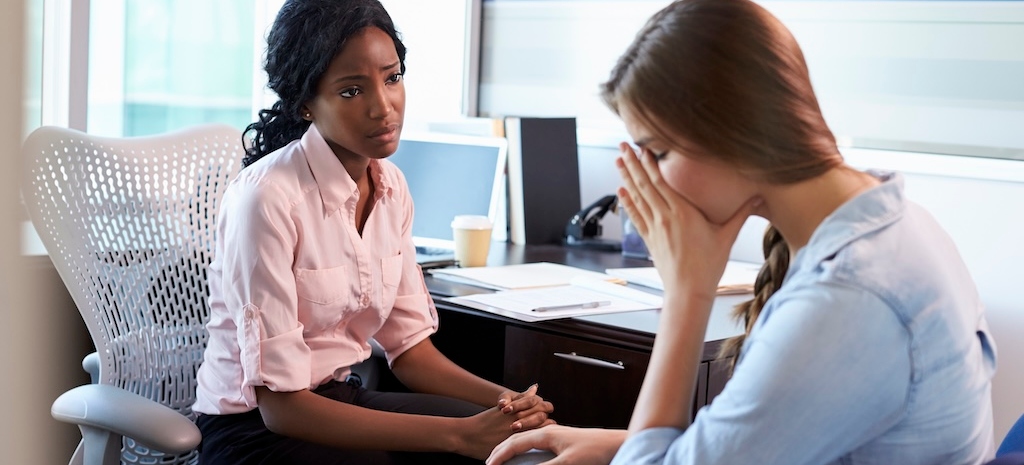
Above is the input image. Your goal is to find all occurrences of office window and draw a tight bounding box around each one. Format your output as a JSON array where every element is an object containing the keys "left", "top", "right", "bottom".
[
  {"left": 249, "top": 0, "right": 483, "bottom": 126},
  {"left": 87, "top": 0, "right": 254, "bottom": 137},
  {"left": 24, "top": 0, "right": 43, "bottom": 135},
  {"left": 379, "top": 0, "right": 482, "bottom": 122},
  {"left": 31, "top": 0, "right": 478, "bottom": 139},
  {"left": 479, "top": 0, "right": 1024, "bottom": 160}
]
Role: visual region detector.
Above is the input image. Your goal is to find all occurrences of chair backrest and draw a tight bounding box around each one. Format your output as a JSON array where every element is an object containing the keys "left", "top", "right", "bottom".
[{"left": 21, "top": 124, "right": 242, "bottom": 464}]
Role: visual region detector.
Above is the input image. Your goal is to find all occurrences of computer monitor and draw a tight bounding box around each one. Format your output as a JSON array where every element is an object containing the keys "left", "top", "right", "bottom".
[{"left": 386, "top": 131, "right": 507, "bottom": 251}]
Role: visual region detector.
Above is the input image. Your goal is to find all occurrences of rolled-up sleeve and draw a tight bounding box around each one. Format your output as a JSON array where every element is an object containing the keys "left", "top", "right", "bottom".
[
  {"left": 219, "top": 179, "right": 311, "bottom": 402},
  {"left": 612, "top": 284, "right": 910, "bottom": 465}
]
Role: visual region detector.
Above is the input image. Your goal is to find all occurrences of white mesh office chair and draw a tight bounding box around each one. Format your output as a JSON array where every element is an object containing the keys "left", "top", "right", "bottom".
[{"left": 21, "top": 124, "right": 243, "bottom": 465}]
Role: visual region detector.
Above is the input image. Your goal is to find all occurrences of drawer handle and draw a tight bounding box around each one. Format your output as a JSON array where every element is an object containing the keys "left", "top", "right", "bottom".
[{"left": 553, "top": 352, "right": 625, "bottom": 370}]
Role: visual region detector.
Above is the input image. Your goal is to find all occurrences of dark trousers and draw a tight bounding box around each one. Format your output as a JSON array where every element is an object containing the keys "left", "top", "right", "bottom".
[{"left": 196, "top": 379, "right": 486, "bottom": 465}]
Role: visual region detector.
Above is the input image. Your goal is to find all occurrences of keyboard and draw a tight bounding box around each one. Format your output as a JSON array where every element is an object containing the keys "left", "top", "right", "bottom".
[
  {"left": 416, "top": 245, "right": 453, "bottom": 256},
  {"left": 414, "top": 245, "right": 457, "bottom": 269}
]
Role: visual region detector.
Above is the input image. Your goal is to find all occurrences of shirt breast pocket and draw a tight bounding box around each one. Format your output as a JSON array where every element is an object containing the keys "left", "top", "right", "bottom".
[
  {"left": 380, "top": 253, "right": 403, "bottom": 310},
  {"left": 295, "top": 266, "right": 350, "bottom": 331}
]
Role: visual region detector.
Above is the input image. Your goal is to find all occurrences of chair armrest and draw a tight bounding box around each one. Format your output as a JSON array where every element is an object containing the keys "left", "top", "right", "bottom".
[
  {"left": 82, "top": 352, "right": 100, "bottom": 384},
  {"left": 349, "top": 338, "right": 388, "bottom": 390},
  {"left": 370, "top": 338, "right": 385, "bottom": 358},
  {"left": 51, "top": 384, "right": 201, "bottom": 455}
]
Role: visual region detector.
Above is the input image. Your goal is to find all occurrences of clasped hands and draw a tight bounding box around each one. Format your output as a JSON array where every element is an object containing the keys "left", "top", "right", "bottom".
[
  {"left": 460, "top": 384, "right": 555, "bottom": 460},
  {"left": 497, "top": 383, "right": 556, "bottom": 432}
]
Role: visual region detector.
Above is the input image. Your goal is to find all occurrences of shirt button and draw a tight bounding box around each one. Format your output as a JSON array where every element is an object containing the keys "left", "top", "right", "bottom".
[
  {"left": 360, "top": 294, "right": 370, "bottom": 306},
  {"left": 244, "top": 308, "right": 255, "bottom": 320}
]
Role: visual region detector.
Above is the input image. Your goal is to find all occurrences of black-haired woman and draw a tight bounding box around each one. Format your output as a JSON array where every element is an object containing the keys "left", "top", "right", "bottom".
[{"left": 193, "top": 1, "right": 553, "bottom": 463}]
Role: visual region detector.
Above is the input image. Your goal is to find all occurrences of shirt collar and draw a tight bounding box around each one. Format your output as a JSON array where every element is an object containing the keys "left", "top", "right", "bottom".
[
  {"left": 368, "top": 159, "right": 394, "bottom": 203},
  {"left": 789, "top": 171, "right": 906, "bottom": 275},
  {"left": 299, "top": 123, "right": 395, "bottom": 217}
]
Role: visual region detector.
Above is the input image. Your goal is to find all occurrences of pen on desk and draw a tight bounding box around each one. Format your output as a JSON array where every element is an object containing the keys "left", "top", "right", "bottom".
[{"left": 531, "top": 300, "right": 612, "bottom": 313}]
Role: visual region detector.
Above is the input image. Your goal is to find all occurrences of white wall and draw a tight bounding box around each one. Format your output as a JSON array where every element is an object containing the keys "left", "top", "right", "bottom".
[
  {"left": 2, "top": 0, "right": 61, "bottom": 462},
  {"left": 481, "top": 0, "right": 1024, "bottom": 443}
]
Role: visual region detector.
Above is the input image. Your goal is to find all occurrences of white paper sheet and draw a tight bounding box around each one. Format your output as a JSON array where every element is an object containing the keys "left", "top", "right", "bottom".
[
  {"left": 445, "top": 280, "right": 660, "bottom": 322},
  {"left": 429, "top": 262, "right": 624, "bottom": 291},
  {"left": 605, "top": 260, "right": 761, "bottom": 295}
]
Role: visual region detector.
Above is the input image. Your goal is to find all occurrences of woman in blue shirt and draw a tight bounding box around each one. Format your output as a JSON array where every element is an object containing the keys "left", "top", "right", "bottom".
[{"left": 487, "top": 0, "right": 996, "bottom": 464}]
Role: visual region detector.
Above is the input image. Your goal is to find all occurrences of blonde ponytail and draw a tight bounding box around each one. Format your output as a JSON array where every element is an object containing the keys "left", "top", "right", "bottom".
[{"left": 720, "top": 225, "right": 790, "bottom": 372}]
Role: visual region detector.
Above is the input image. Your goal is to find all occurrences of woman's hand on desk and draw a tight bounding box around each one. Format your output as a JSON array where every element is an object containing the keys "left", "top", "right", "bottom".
[
  {"left": 486, "top": 425, "right": 627, "bottom": 465},
  {"left": 497, "top": 383, "right": 555, "bottom": 432}
]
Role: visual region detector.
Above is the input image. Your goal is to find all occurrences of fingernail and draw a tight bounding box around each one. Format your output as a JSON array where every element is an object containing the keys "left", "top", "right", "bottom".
[
  {"left": 498, "top": 399, "right": 508, "bottom": 407},
  {"left": 502, "top": 405, "right": 513, "bottom": 413},
  {"left": 512, "top": 422, "right": 523, "bottom": 431}
]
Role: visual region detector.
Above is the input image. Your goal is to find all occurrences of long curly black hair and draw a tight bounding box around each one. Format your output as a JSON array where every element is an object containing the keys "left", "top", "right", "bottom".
[{"left": 242, "top": 0, "right": 407, "bottom": 168}]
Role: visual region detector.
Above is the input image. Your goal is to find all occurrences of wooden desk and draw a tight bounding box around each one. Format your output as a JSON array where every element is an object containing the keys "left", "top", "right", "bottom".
[{"left": 425, "top": 242, "right": 745, "bottom": 428}]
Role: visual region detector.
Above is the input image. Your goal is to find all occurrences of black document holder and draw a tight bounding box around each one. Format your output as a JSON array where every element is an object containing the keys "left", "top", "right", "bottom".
[{"left": 505, "top": 116, "right": 582, "bottom": 245}]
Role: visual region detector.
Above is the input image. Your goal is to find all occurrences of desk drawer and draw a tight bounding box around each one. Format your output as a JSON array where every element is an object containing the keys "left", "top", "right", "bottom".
[{"left": 504, "top": 326, "right": 651, "bottom": 428}]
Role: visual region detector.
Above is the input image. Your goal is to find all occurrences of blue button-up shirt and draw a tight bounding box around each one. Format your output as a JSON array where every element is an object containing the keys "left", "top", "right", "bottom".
[{"left": 613, "top": 172, "right": 996, "bottom": 465}]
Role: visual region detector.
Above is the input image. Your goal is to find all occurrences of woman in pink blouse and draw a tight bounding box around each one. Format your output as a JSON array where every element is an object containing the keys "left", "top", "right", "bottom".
[{"left": 192, "top": 1, "right": 553, "bottom": 463}]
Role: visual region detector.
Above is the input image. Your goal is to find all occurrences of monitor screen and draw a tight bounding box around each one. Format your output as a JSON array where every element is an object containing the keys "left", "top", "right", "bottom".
[{"left": 386, "top": 132, "right": 506, "bottom": 246}]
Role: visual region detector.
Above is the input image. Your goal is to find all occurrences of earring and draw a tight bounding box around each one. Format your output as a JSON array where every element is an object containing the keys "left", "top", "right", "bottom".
[{"left": 303, "top": 111, "right": 311, "bottom": 119}]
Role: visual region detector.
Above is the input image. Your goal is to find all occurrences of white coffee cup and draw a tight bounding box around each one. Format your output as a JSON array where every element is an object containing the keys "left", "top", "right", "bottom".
[{"left": 451, "top": 215, "right": 493, "bottom": 267}]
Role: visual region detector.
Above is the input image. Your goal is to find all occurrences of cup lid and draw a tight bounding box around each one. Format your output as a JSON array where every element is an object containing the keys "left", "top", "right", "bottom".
[{"left": 451, "top": 215, "right": 492, "bottom": 229}]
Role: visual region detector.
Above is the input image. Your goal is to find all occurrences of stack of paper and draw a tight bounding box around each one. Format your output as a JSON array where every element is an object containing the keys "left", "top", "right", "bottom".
[
  {"left": 433, "top": 261, "right": 759, "bottom": 323},
  {"left": 444, "top": 275, "right": 661, "bottom": 322},
  {"left": 429, "top": 262, "right": 625, "bottom": 291},
  {"left": 605, "top": 260, "right": 762, "bottom": 295}
]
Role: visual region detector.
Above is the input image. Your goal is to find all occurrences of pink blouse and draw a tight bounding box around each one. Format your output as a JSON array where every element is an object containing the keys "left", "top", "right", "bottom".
[{"left": 193, "top": 124, "right": 437, "bottom": 415}]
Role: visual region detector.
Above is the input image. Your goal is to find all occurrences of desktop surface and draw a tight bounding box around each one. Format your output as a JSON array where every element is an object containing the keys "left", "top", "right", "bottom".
[
  {"left": 424, "top": 242, "right": 745, "bottom": 428},
  {"left": 424, "top": 242, "right": 744, "bottom": 349}
]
